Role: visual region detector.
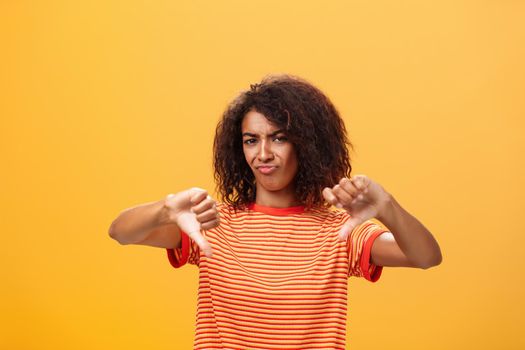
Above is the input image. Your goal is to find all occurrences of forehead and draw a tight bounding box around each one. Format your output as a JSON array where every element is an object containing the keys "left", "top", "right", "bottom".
[{"left": 241, "top": 110, "right": 281, "bottom": 134}]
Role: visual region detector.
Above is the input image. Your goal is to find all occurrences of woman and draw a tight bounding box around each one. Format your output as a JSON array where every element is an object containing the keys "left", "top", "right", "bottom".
[{"left": 109, "top": 74, "right": 442, "bottom": 349}]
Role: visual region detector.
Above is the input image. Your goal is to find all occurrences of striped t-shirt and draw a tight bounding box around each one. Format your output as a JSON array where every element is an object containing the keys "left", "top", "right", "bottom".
[{"left": 166, "top": 202, "right": 388, "bottom": 350}]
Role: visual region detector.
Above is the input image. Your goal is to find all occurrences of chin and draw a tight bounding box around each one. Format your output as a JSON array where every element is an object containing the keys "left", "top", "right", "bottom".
[
  {"left": 259, "top": 184, "right": 283, "bottom": 192},
  {"left": 259, "top": 181, "right": 292, "bottom": 193}
]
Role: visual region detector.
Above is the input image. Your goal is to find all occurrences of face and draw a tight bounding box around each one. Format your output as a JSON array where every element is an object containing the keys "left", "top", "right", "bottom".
[{"left": 241, "top": 110, "right": 299, "bottom": 197}]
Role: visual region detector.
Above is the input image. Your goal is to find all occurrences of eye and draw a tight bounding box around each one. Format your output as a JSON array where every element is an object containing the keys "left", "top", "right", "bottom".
[
  {"left": 273, "top": 136, "right": 288, "bottom": 143},
  {"left": 243, "top": 138, "right": 257, "bottom": 145}
]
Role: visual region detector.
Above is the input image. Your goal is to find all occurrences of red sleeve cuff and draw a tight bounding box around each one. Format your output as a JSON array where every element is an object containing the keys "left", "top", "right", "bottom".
[
  {"left": 166, "top": 231, "right": 189, "bottom": 268},
  {"left": 360, "top": 229, "right": 388, "bottom": 282}
]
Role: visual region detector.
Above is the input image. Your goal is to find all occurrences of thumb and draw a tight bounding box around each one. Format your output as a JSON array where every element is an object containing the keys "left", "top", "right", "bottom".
[
  {"left": 339, "top": 217, "right": 363, "bottom": 242},
  {"left": 176, "top": 212, "right": 213, "bottom": 258}
]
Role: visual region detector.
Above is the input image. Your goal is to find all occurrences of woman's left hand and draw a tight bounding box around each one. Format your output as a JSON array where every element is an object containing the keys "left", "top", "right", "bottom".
[{"left": 322, "top": 175, "right": 391, "bottom": 241}]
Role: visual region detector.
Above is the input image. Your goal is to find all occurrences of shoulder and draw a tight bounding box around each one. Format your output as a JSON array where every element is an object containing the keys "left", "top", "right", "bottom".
[
  {"left": 312, "top": 207, "right": 381, "bottom": 230},
  {"left": 216, "top": 202, "right": 247, "bottom": 220},
  {"left": 310, "top": 206, "right": 346, "bottom": 220},
  {"left": 303, "top": 206, "right": 347, "bottom": 225}
]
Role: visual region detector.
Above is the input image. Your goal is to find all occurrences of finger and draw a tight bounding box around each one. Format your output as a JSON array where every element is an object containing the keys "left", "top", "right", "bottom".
[
  {"left": 187, "top": 230, "right": 214, "bottom": 258},
  {"left": 192, "top": 197, "right": 216, "bottom": 214},
  {"left": 339, "top": 217, "right": 362, "bottom": 242},
  {"left": 351, "top": 175, "right": 370, "bottom": 193},
  {"left": 189, "top": 188, "right": 208, "bottom": 205},
  {"left": 349, "top": 193, "right": 365, "bottom": 206},
  {"left": 332, "top": 184, "right": 354, "bottom": 207},
  {"left": 201, "top": 219, "right": 220, "bottom": 230},
  {"left": 322, "top": 187, "right": 342, "bottom": 208},
  {"left": 195, "top": 207, "right": 219, "bottom": 223},
  {"left": 174, "top": 189, "right": 216, "bottom": 259},
  {"left": 339, "top": 177, "right": 360, "bottom": 197},
  {"left": 176, "top": 211, "right": 214, "bottom": 258}
]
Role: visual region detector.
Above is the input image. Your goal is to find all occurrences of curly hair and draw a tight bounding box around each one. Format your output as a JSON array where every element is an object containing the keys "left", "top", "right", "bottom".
[{"left": 213, "top": 74, "right": 353, "bottom": 210}]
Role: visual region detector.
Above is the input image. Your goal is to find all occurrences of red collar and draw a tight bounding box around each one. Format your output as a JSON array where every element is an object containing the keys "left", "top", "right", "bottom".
[{"left": 247, "top": 203, "right": 305, "bottom": 216}]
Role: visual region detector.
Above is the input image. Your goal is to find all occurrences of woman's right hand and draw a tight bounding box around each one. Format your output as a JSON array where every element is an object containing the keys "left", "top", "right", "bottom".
[{"left": 163, "top": 188, "right": 219, "bottom": 258}]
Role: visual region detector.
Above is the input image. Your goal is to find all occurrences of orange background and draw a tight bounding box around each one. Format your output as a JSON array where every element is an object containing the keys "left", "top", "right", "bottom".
[{"left": 1, "top": 1, "right": 524, "bottom": 349}]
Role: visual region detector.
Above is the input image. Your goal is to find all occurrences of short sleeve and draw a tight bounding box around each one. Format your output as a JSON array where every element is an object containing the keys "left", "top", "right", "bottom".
[
  {"left": 166, "top": 230, "right": 200, "bottom": 268},
  {"left": 347, "top": 219, "right": 389, "bottom": 282}
]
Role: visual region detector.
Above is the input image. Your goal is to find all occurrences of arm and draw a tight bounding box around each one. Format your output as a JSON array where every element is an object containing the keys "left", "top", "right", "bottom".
[
  {"left": 373, "top": 194, "right": 442, "bottom": 269},
  {"left": 108, "top": 189, "right": 219, "bottom": 256},
  {"left": 323, "top": 175, "right": 442, "bottom": 270},
  {"left": 108, "top": 198, "right": 181, "bottom": 248}
]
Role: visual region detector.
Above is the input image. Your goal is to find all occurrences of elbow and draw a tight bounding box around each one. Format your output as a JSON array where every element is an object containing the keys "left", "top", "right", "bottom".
[
  {"left": 108, "top": 222, "right": 132, "bottom": 245},
  {"left": 418, "top": 251, "right": 443, "bottom": 270}
]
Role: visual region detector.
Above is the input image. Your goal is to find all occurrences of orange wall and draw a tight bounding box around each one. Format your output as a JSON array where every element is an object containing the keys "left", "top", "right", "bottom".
[{"left": 1, "top": 1, "right": 524, "bottom": 349}]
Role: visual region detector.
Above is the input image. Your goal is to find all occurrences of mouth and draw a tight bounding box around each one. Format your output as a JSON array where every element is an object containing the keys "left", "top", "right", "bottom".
[{"left": 256, "top": 165, "right": 277, "bottom": 175}]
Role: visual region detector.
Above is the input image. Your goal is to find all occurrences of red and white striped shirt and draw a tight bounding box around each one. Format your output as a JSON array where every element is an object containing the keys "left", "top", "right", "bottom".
[{"left": 167, "top": 202, "right": 388, "bottom": 349}]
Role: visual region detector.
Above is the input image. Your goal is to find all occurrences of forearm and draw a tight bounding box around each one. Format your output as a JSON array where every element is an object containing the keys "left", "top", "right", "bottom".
[
  {"left": 376, "top": 194, "right": 442, "bottom": 269},
  {"left": 108, "top": 199, "right": 171, "bottom": 245}
]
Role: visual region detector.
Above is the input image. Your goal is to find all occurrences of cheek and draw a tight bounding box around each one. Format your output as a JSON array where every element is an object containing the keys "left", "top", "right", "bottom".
[
  {"left": 285, "top": 149, "right": 299, "bottom": 175},
  {"left": 243, "top": 147, "right": 254, "bottom": 165},
  {"left": 291, "top": 158, "right": 299, "bottom": 177}
]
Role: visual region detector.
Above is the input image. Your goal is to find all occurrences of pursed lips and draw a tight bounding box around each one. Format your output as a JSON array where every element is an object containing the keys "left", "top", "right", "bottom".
[{"left": 256, "top": 165, "right": 277, "bottom": 174}]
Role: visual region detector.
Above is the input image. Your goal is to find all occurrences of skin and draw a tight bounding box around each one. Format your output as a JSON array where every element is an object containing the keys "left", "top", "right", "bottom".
[
  {"left": 241, "top": 110, "right": 300, "bottom": 208},
  {"left": 109, "top": 187, "right": 219, "bottom": 257},
  {"left": 242, "top": 110, "right": 442, "bottom": 269},
  {"left": 323, "top": 176, "right": 442, "bottom": 268},
  {"left": 111, "top": 109, "right": 442, "bottom": 268}
]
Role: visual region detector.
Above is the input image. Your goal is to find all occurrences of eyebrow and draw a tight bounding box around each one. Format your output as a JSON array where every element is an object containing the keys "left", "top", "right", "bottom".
[{"left": 242, "top": 129, "right": 285, "bottom": 138}]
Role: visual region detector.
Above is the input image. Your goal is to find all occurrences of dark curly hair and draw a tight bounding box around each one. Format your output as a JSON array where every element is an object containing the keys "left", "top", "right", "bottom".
[{"left": 213, "top": 74, "right": 353, "bottom": 210}]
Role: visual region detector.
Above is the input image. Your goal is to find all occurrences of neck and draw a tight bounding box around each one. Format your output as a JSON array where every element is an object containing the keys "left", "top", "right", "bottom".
[{"left": 254, "top": 185, "right": 301, "bottom": 208}]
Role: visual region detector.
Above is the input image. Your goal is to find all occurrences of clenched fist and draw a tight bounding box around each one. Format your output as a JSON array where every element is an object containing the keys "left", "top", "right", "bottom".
[
  {"left": 163, "top": 188, "right": 220, "bottom": 257},
  {"left": 322, "top": 175, "right": 391, "bottom": 242}
]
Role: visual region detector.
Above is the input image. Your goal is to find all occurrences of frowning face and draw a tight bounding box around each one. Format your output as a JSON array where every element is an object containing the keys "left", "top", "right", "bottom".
[{"left": 241, "top": 110, "right": 298, "bottom": 200}]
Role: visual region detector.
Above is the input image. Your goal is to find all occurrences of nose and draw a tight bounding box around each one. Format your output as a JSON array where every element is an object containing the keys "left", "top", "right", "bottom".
[{"left": 257, "top": 139, "right": 274, "bottom": 162}]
